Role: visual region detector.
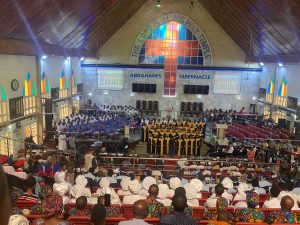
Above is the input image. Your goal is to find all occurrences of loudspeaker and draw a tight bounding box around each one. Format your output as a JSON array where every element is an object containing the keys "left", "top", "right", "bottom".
[
  {"left": 153, "top": 101, "right": 158, "bottom": 110},
  {"left": 278, "top": 119, "right": 287, "bottom": 129},
  {"left": 136, "top": 100, "right": 141, "bottom": 110},
  {"left": 181, "top": 102, "right": 186, "bottom": 111},
  {"left": 142, "top": 100, "right": 147, "bottom": 110},
  {"left": 198, "top": 102, "right": 203, "bottom": 112},
  {"left": 148, "top": 101, "right": 153, "bottom": 110},
  {"left": 192, "top": 102, "right": 197, "bottom": 111},
  {"left": 186, "top": 102, "right": 191, "bottom": 111},
  {"left": 145, "top": 84, "right": 151, "bottom": 92},
  {"left": 203, "top": 86, "right": 209, "bottom": 95},
  {"left": 45, "top": 99, "right": 52, "bottom": 113},
  {"left": 87, "top": 99, "right": 92, "bottom": 105},
  {"left": 132, "top": 83, "right": 138, "bottom": 92}
]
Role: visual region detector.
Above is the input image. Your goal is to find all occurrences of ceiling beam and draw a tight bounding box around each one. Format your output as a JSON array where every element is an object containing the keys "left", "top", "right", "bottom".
[
  {"left": 0, "top": 37, "right": 97, "bottom": 58},
  {"left": 248, "top": 54, "right": 300, "bottom": 63}
]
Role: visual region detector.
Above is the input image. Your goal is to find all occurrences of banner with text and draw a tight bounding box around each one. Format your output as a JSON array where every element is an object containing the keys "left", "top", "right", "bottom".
[
  {"left": 97, "top": 68, "right": 124, "bottom": 90},
  {"left": 213, "top": 71, "right": 241, "bottom": 94}
]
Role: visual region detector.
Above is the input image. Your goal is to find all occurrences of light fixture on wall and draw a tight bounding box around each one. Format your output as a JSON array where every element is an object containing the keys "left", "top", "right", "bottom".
[
  {"left": 156, "top": 0, "right": 161, "bottom": 7},
  {"left": 66, "top": 57, "right": 71, "bottom": 60},
  {"left": 252, "top": 96, "right": 257, "bottom": 100},
  {"left": 278, "top": 63, "right": 283, "bottom": 67},
  {"left": 41, "top": 55, "right": 47, "bottom": 59},
  {"left": 259, "top": 62, "right": 264, "bottom": 66},
  {"left": 104, "top": 91, "right": 108, "bottom": 95},
  {"left": 8, "top": 125, "right": 12, "bottom": 129},
  {"left": 190, "top": 1, "right": 194, "bottom": 8},
  {"left": 80, "top": 57, "right": 85, "bottom": 61},
  {"left": 88, "top": 92, "right": 92, "bottom": 96}
]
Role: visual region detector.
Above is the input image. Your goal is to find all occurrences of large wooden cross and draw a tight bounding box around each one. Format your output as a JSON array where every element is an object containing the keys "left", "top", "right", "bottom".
[{"left": 145, "top": 22, "right": 199, "bottom": 96}]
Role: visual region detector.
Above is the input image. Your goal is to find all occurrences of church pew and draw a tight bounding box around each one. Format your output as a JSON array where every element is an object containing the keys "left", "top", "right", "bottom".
[
  {"left": 192, "top": 206, "right": 205, "bottom": 218},
  {"left": 24, "top": 214, "right": 43, "bottom": 222},
  {"left": 122, "top": 204, "right": 134, "bottom": 218},
  {"left": 16, "top": 200, "right": 36, "bottom": 209}
]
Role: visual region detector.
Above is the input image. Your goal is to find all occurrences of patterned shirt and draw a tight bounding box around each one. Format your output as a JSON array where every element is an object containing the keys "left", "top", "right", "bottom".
[
  {"left": 30, "top": 204, "right": 45, "bottom": 215},
  {"left": 265, "top": 210, "right": 300, "bottom": 224},
  {"left": 147, "top": 197, "right": 165, "bottom": 218},
  {"left": 168, "top": 205, "right": 193, "bottom": 216},
  {"left": 69, "top": 208, "right": 90, "bottom": 216},
  {"left": 235, "top": 208, "right": 265, "bottom": 223},
  {"left": 159, "top": 211, "right": 198, "bottom": 225},
  {"left": 105, "top": 206, "right": 122, "bottom": 217}
]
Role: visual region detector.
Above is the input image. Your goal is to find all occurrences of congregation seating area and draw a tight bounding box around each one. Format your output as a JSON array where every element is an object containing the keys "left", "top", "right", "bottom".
[{"left": 226, "top": 124, "right": 292, "bottom": 140}]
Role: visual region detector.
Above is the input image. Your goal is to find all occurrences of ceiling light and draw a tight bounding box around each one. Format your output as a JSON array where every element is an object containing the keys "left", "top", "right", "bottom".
[
  {"left": 259, "top": 62, "right": 264, "bottom": 66},
  {"left": 80, "top": 57, "right": 85, "bottom": 61},
  {"left": 156, "top": 0, "right": 161, "bottom": 7},
  {"left": 278, "top": 63, "right": 283, "bottom": 67},
  {"left": 41, "top": 55, "right": 47, "bottom": 59},
  {"left": 66, "top": 57, "right": 71, "bottom": 60}
]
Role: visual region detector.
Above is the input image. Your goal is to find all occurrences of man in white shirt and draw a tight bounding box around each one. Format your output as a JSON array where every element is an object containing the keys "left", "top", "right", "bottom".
[
  {"left": 263, "top": 186, "right": 281, "bottom": 208},
  {"left": 119, "top": 200, "right": 149, "bottom": 225}
]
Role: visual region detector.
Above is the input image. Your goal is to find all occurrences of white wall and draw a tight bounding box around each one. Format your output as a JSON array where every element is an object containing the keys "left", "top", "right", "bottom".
[{"left": 260, "top": 63, "right": 300, "bottom": 99}]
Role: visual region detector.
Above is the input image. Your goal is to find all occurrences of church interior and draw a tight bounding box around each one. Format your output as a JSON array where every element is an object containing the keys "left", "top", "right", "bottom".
[{"left": 0, "top": 1, "right": 300, "bottom": 225}]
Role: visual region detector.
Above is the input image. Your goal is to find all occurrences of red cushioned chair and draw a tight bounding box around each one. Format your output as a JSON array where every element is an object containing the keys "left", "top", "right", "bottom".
[
  {"left": 67, "top": 216, "right": 90, "bottom": 225},
  {"left": 122, "top": 204, "right": 134, "bottom": 218},
  {"left": 201, "top": 192, "right": 210, "bottom": 198},
  {"left": 236, "top": 223, "right": 268, "bottom": 225},
  {"left": 106, "top": 217, "right": 127, "bottom": 225},
  {"left": 66, "top": 203, "right": 93, "bottom": 210},
  {"left": 145, "top": 218, "right": 160, "bottom": 225},
  {"left": 16, "top": 200, "right": 36, "bottom": 209},
  {"left": 198, "top": 198, "right": 207, "bottom": 206},
  {"left": 192, "top": 206, "right": 205, "bottom": 218}
]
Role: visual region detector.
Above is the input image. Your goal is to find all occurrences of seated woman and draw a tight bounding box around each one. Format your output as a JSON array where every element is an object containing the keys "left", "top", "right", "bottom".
[
  {"left": 10, "top": 192, "right": 23, "bottom": 215},
  {"left": 202, "top": 197, "right": 229, "bottom": 220},
  {"left": 96, "top": 177, "right": 120, "bottom": 204},
  {"left": 97, "top": 195, "right": 121, "bottom": 217},
  {"left": 31, "top": 186, "right": 53, "bottom": 215},
  {"left": 32, "top": 192, "right": 68, "bottom": 225},
  {"left": 117, "top": 177, "right": 131, "bottom": 196},
  {"left": 207, "top": 211, "right": 230, "bottom": 225},
  {"left": 19, "top": 176, "right": 38, "bottom": 202},
  {"left": 234, "top": 191, "right": 265, "bottom": 223},
  {"left": 168, "top": 187, "right": 193, "bottom": 216}
]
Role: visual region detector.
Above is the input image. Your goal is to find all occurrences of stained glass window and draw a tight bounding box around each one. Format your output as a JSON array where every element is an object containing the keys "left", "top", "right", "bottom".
[
  {"left": 22, "top": 73, "right": 37, "bottom": 116},
  {"left": 0, "top": 84, "right": 8, "bottom": 124},
  {"left": 41, "top": 72, "right": 50, "bottom": 104},
  {"left": 138, "top": 21, "right": 204, "bottom": 96},
  {"left": 59, "top": 71, "right": 69, "bottom": 98},
  {"left": 71, "top": 71, "right": 77, "bottom": 95}
]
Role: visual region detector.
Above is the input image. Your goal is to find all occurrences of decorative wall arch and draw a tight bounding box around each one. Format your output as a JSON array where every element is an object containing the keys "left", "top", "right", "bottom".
[{"left": 129, "top": 13, "right": 212, "bottom": 66}]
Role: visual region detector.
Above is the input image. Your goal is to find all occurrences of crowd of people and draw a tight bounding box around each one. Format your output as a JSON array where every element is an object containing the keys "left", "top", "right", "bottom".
[{"left": 1, "top": 148, "right": 300, "bottom": 225}]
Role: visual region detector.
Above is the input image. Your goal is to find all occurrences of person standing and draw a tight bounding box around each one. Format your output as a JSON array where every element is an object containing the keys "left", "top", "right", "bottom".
[
  {"left": 84, "top": 149, "right": 97, "bottom": 172},
  {"left": 58, "top": 132, "right": 67, "bottom": 151}
]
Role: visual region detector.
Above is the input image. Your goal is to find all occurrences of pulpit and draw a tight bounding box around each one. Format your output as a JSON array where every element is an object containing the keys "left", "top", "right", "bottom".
[{"left": 216, "top": 124, "right": 228, "bottom": 145}]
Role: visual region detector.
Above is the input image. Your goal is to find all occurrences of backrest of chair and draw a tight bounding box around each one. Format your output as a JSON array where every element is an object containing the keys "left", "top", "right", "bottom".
[
  {"left": 122, "top": 204, "right": 134, "bottom": 218},
  {"left": 68, "top": 216, "right": 90, "bottom": 225},
  {"left": 198, "top": 198, "right": 207, "bottom": 206},
  {"left": 105, "top": 217, "right": 127, "bottom": 225},
  {"left": 201, "top": 192, "right": 210, "bottom": 198},
  {"left": 192, "top": 206, "right": 205, "bottom": 218},
  {"left": 236, "top": 223, "right": 268, "bottom": 225},
  {"left": 145, "top": 218, "right": 160, "bottom": 225},
  {"left": 16, "top": 200, "right": 36, "bottom": 209},
  {"left": 261, "top": 208, "right": 280, "bottom": 217}
]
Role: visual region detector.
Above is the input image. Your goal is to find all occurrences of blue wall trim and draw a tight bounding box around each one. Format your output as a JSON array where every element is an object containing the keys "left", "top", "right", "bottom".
[{"left": 81, "top": 63, "right": 262, "bottom": 72}]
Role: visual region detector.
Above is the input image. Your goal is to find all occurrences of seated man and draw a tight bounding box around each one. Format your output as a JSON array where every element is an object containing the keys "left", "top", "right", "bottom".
[
  {"left": 266, "top": 196, "right": 299, "bottom": 224},
  {"left": 91, "top": 204, "right": 106, "bottom": 225},
  {"left": 119, "top": 200, "right": 149, "bottom": 225},
  {"left": 97, "top": 195, "right": 121, "bottom": 217},
  {"left": 262, "top": 185, "right": 281, "bottom": 208},
  {"left": 69, "top": 196, "right": 90, "bottom": 216},
  {"left": 147, "top": 184, "right": 166, "bottom": 218},
  {"left": 159, "top": 194, "right": 197, "bottom": 225},
  {"left": 168, "top": 187, "right": 193, "bottom": 216}
]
